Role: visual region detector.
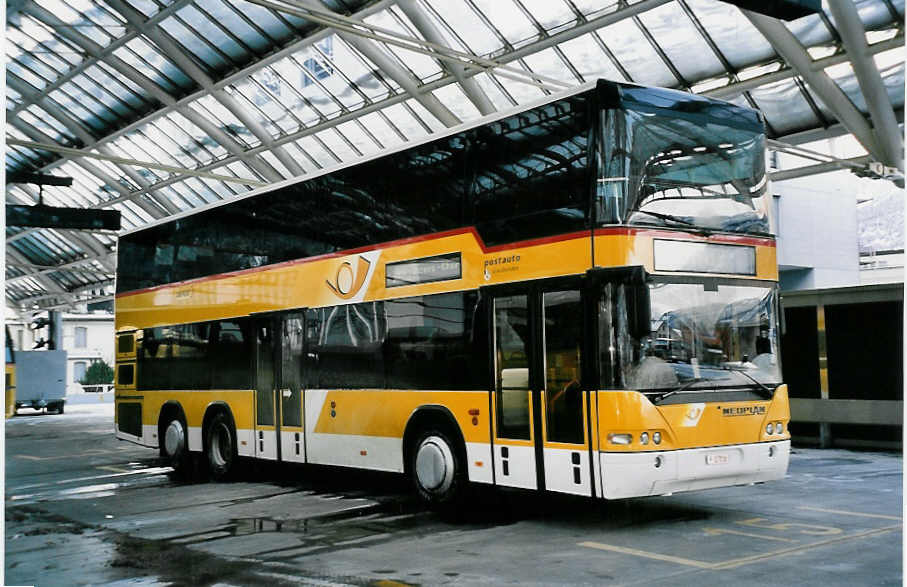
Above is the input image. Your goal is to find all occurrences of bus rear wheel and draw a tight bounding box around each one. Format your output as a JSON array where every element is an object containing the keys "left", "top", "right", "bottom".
[
  {"left": 162, "top": 414, "right": 191, "bottom": 477},
  {"left": 205, "top": 411, "right": 237, "bottom": 481},
  {"left": 410, "top": 429, "right": 464, "bottom": 506}
]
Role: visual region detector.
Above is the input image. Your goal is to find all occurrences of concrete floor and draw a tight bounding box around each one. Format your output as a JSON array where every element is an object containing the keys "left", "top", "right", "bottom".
[{"left": 5, "top": 403, "right": 903, "bottom": 586}]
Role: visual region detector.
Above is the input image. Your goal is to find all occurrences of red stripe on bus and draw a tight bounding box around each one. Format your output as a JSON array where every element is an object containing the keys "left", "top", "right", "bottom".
[{"left": 116, "top": 226, "right": 775, "bottom": 298}]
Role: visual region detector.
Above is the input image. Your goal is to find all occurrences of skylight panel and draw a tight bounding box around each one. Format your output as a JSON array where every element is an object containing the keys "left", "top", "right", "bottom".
[
  {"left": 516, "top": 0, "right": 577, "bottom": 34},
  {"left": 364, "top": 9, "right": 443, "bottom": 83},
  {"left": 557, "top": 33, "right": 622, "bottom": 83},
  {"left": 159, "top": 15, "right": 231, "bottom": 73},
  {"left": 422, "top": 0, "right": 502, "bottom": 57},
  {"left": 194, "top": 0, "right": 270, "bottom": 53},
  {"left": 33, "top": 0, "right": 117, "bottom": 48},
  {"left": 522, "top": 47, "right": 581, "bottom": 85},
  {"left": 637, "top": 2, "right": 725, "bottom": 83},
  {"left": 228, "top": 79, "right": 290, "bottom": 137},
  {"left": 432, "top": 83, "right": 481, "bottom": 121},
  {"left": 598, "top": 18, "right": 674, "bottom": 87},
  {"left": 336, "top": 119, "right": 382, "bottom": 156},
  {"left": 470, "top": 0, "right": 537, "bottom": 47},
  {"left": 175, "top": 4, "right": 248, "bottom": 63}
]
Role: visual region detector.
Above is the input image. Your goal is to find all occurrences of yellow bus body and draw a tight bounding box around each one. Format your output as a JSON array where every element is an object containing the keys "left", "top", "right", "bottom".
[{"left": 115, "top": 228, "right": 789, "bottom": 499}]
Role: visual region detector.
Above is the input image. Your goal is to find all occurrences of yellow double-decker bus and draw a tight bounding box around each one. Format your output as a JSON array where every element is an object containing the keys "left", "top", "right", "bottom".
[{"left": 114, "top": 80, "right": 789, "bottom": 504}]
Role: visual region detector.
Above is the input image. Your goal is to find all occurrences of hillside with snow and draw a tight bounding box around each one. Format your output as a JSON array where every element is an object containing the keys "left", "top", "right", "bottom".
[{"left": 857, "top": 191, "right": 905, "bottom": 254}]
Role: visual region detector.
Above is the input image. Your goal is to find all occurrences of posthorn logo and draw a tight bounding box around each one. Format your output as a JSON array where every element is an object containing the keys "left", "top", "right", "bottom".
[{"left": 326, "top": 255, "right": 372, "bottom": 299}]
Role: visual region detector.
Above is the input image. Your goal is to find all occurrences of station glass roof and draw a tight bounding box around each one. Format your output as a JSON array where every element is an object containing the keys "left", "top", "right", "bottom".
[{"left": 5, "top": 0, "right": 905, "bottom": 311}]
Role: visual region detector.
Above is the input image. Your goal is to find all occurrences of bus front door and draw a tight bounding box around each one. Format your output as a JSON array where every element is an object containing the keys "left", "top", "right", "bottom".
[
  {"left": 490, "top": 284, "right": 593, "bottom": 496},
  {"left": 254, "top": 311, "right": 306, "bottom": 463}
]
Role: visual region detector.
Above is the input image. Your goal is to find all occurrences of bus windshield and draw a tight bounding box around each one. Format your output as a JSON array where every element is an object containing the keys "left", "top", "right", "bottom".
[
  {"left": 598, "top": 101, "right": 772, "bottom": 235},
  {"left": 602, "top": 280, "right": 781, "bottom": 394}
]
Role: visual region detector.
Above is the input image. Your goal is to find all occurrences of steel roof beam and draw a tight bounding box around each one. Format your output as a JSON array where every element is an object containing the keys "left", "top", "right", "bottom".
[
  {"left": 396, "top": 0, "right": 496, "bottom": 116},
  {"left": 30, "top": 30, "right": 898, "bottom": 218},
  {"left": 769, "top": 154, "right": 873, "bottom": 182},
  {"left": 6, "top": 249, "right": 68, "bottom": 296},
  {"left": 827, "top": 0, "right": 903, "bottom": 171},
  {"left": 7, "top": 118, "right": 165, "bottom": 221},
  {"left": 7, "top": 184, "right": 117, "bottom": 273},
  {"left": 6, "top": 0, "right": 671, "bottom": 188},
  {"left": 744, "top": 10, "right": 886, "bottom": 164},
  {"left": 293, "top": 0, "right": 460, "bottom": 127},
  {"left": 707, "top": 33, "right": 902, "bottom": 99},
  {"left": 16, "top": 280, "right": 115, "bottom": 308},
  {"left": 7, "top": 139, "right": 270, "bottom": 187},
  {"left": 8, "top": 0, "right": 195, "bottom": 119},
  {"left": 9, "top": 0, "right": 902, "bottom": 220},
  {"left": 104, "top": 0, "right": 304, "bottom": 179},
  {"left": 22, "top": 2, "right": 179, "bottom": 107},
  {"left": 21, "top": 0, "right": 284, "bottom": 183},
  {"left": 6, "top": 253, "right": 115, "bottom": 286}
]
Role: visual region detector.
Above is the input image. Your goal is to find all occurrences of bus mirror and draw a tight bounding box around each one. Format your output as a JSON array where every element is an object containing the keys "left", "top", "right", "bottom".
[{"left": 629, "top": 284, "right": 651, "bottom": 339}]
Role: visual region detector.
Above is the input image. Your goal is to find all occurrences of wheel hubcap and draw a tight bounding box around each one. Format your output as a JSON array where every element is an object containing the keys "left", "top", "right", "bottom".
[
  {"left": 211, "top": 424, "right": 230, "bottom": 467},
  {"left": 415, "top": 436, "right": 454, "bottom": 494},
  {"left": 164, "top": 420, "right": 185, "bottom": 457}
]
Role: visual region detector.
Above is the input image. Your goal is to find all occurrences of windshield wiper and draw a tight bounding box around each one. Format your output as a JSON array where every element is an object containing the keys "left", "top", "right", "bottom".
[
  {"left": 726, "top": 367, "right": 775, "bottom": 399},
  {"left": 632, "top": 209, "right": 696, "bottom": 227},
  {"left": 651, "top": 377, "right": 706, "bottom": 405}
]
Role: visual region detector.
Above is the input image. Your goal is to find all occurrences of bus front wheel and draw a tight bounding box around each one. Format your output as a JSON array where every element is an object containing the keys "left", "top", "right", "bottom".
[
  {"left": 411, "top": 430, "right": 464, "bottom": 506},
  {"left": 205, "top": 411, "right": 237, "bottom": 481}
]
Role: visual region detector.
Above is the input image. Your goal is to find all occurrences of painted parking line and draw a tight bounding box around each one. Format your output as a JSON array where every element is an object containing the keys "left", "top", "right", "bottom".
[
  {"left": 798, "top": 505, "right": 902, "bottom": 521},
  {"left": 578, "top": 541, "right": 713, "bottom": 569},
  {"left": 703, "top": 527, "right": 798, "bottom": 543},
  {"left": 579, "top": 524, "right": 902, "bottom": 571}
]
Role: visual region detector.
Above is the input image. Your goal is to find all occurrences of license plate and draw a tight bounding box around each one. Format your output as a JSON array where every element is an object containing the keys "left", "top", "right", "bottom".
[{"left": 706, "top": 453, "right": 729, "bottom": 465}]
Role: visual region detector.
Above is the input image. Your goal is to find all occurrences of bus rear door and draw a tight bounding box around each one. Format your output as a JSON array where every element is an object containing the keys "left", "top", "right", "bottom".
[{"left": 254, "top": 310, "right": 306, "bottom": 463}]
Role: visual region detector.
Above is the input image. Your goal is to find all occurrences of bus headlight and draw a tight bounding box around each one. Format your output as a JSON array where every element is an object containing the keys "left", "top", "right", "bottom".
[
  {"left": 640, "top": 432, "right": 649, "bottom": 445},
  {"left": 653, "top": 431, "right": 661, "bottom": 445},
  {"left": 766, "top": 423, "right": 773, "bottom": 435},
  {"left": 775, "top": 422, "right": 783, "bottom": 434},
  {"left": 608, "top": 433, "right": 633, "bottom": 445}
]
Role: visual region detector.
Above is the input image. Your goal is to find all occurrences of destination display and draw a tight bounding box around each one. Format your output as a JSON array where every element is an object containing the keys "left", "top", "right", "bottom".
[
  {"left": 654, "top": 239, "right": 756, "bottom": 275},
  {"left": 386, "top": 253, "right": 462, "bottom": 288}
]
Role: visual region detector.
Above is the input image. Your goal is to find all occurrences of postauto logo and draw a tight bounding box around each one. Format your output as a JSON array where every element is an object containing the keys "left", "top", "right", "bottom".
[{"left": 325, "top": 251, "right": 380, "bottom": 301}]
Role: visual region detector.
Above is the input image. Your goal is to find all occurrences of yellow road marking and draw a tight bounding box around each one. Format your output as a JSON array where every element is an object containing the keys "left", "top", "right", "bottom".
[
  {"left": 710, "top": 525, "right": 902, "bottom": 570},
  {"left": 736, "top": 517, "right": 841, "bottom": 536},
  {"left": 704, "top": 527, "right": 798, "bottom": 543},
  {"left": 798, "top": 506, "right": 902, "bottom": 521},
  {"left": 578, "top": 541, "right": 713, "bottom": 569},
  {"left": 580, "top": 524, "right": 902, "bottom": 571}
]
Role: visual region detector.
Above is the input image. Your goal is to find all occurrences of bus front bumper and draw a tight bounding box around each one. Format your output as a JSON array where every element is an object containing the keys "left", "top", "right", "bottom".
[{"left": 600, "top": 440, "right": 790, "bottom": 500}]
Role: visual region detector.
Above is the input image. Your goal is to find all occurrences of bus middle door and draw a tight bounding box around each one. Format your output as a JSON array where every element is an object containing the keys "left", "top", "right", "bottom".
[{"left": 490, "top": 283, "right": 593, "bottom": 496}]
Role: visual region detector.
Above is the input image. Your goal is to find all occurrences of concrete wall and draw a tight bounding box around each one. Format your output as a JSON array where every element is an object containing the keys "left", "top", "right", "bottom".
[{"left": 773, "top": 173, "right": 860, "bottom": 290}]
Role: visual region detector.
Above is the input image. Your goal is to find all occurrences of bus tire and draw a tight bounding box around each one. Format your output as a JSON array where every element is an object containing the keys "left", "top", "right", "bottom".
[
  {"left": 410, "top": 429, "right": 464, "bottom": 507},
  {"left": 205, "top": 411, "right": 237, "bottom": 481},
  {"left": 162, "top": 413, "right": 192, "bottom": 478}
]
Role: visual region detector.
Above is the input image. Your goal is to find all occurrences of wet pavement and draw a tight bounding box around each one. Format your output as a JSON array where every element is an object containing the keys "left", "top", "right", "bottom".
[{"left": 5, "top": 403, "right": 903, "bottom": 586}]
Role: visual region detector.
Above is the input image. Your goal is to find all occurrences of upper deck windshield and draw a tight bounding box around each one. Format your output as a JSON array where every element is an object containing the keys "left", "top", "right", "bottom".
[{"left": 598, "top": 87, "right": 772, "bottom": 235}]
